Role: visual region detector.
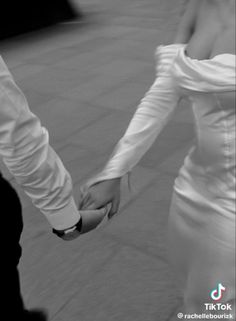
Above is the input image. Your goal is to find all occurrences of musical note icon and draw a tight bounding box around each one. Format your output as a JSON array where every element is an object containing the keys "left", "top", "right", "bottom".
[{"left": 210, "top": 283, "right": 226, "bottom": 301}]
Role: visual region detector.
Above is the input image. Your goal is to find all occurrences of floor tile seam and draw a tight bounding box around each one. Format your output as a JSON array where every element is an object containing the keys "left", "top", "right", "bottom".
[
  {"left": 96, "top": 173, "right": 171, "bottom": 264},
  {"left": 62, "top": 110, "right": 134, "bottom": 139},
  {"left": 101, "top": 230, "right": 169, "bottom": 265},
  {"left": 50, "top": 108, "right": 113, "bottom": 138}
]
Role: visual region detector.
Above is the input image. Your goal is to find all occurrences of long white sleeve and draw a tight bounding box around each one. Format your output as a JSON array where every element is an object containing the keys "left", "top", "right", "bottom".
[
  {"left": 86, "top": 44, "right": 184, "bottom": 187},
  {"left": 0, "top": 56, "right": 80, "bottom": 230}
]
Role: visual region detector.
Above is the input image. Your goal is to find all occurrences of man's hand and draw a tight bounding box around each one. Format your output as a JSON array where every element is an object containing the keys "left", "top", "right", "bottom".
[{"left": 79, "top": 178, "right": 121, "bottom": 218}]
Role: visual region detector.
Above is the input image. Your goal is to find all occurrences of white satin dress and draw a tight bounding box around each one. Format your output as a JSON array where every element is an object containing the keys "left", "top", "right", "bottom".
[{"left": 86, "top": 44, "right": 236, "bottom": 315}]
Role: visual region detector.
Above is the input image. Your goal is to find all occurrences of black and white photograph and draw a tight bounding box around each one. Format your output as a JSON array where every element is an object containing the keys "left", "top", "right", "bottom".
[{"left": 0, "top": 1, "right": 235, "bottom": 320}]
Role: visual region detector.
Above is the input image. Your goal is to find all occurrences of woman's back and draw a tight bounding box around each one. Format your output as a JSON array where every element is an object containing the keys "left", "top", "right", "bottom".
[{"left": 182, "top": 0, "right": 235, "bottom": 59}]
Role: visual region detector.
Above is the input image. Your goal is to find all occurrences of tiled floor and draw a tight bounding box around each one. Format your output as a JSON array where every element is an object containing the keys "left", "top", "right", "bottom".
[{"left": 0, "top": 1, "right": 192, "bottom": 320}]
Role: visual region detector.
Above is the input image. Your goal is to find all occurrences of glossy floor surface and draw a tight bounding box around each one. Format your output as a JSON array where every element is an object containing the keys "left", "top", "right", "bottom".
[{"left": 0, "top": 1, "right": 191, "bottom": 320}]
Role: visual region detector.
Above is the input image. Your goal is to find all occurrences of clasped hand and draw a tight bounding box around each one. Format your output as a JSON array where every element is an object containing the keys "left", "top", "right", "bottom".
[{"left": 79, "top": 178, "right": 121, "bottom": 219}]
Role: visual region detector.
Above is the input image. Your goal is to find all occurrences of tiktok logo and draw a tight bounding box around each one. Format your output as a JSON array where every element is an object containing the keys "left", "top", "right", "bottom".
[{"left": 210, "top": 283, "right": 226, "bottom": 301}]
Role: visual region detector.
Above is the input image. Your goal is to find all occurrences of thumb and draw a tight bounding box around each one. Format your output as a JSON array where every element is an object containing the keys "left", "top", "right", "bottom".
[
  {"left": 82, "top": 202, "right": 97, "bottom": 211},
  {"left": 108, "top": 195, "right": 120, "bottom": 219}
]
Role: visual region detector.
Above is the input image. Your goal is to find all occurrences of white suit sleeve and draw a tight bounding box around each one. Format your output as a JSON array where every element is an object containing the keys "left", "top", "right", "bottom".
[
  {"left": 86, "top": 44, "right": 185, "bottom": 187},
  {"left": 0, "top": 56, "right": 80, "bottom": 230}
]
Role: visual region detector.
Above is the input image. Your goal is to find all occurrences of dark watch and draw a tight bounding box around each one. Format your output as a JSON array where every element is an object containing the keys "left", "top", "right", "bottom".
[{"left": 52, "top": 217, "right": 82, "bottom": 241}]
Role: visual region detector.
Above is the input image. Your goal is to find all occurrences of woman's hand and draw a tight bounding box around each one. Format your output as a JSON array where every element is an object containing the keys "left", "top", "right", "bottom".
[{"left": 79, "top": 178, "right": 121, "bottom": 218}]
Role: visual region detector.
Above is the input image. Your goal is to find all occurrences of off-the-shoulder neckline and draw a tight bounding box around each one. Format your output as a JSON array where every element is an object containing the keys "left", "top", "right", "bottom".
[
  {"left": 156, "top": 44, "right": 235, "bottom": 62},
  {"left": 184, "top": 49, "right": 235, "bottom": 62}
]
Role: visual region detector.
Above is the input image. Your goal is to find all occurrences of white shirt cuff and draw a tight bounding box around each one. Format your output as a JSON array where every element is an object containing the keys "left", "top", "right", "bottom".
[{"left": 44, "top": 198, "right": 81, "bottom": 230}]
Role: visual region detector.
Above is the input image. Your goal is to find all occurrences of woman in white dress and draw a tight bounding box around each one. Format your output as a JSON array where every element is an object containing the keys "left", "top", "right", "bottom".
[{"left": 80, "top": 1, "right": 235, "bottom": 317}]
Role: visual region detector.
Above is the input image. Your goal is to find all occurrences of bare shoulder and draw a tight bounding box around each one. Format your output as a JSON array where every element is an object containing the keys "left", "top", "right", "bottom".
[{"left": 185, "top": 0, "right": 235, "bottom": 59}]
